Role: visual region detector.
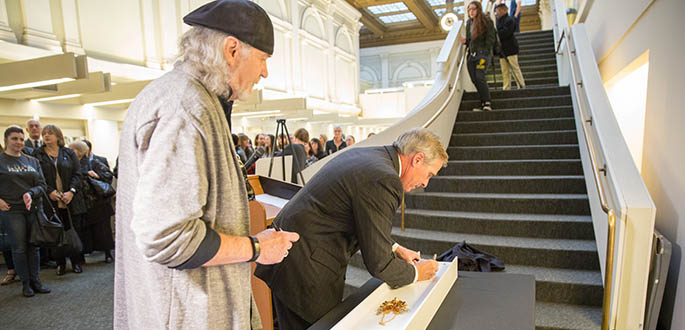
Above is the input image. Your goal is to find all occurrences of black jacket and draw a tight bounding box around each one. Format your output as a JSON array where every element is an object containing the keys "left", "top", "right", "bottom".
[
  {"left": 255, "top": 146, "right": 415, "bottom": 323},
  {"left": 465, "top": 16, "right": 497, "bottom": 56},
  {"left": 324, "top": 139, "right": 346, "bottom": 155},
  {"left": 496, "top": 13, "right": 519, "bottom": 57},
  {"left": 33, "top": 146, "right": 87, "bottom": 215}
]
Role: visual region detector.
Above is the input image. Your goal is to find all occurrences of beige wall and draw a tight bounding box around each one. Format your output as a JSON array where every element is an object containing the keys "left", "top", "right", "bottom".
[{"left": 585, "top": 0, "right": 685, "bottom": 328}]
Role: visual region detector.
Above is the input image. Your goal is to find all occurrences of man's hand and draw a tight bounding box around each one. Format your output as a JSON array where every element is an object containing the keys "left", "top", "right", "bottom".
[
  {"left": 22, "top": 193, "right": 32, "bottom": 210},
  {"left": 255, "top": 228, "right": 300, "bottom": 265},
  {"left": 0, "top": 198, "right": 10, "bottom": 211},
  {"left": 395, "top": 245, "right": 420, "bottom": 264},
  {"left": 416, "top": 259, "right": 439, "bottom": 281}
]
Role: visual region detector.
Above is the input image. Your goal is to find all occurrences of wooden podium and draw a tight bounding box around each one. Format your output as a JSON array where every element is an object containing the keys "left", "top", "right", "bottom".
[{"left": 248, "top": 175, "right": 301, "bottom": 330}]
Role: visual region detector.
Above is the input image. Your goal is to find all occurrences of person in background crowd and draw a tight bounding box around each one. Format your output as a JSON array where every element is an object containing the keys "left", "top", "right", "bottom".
[
  {"left": 495, "top": 3, "right": 526, "bottom": 90},
  {"left": 460, "top": 1, "right": 496, "bottom": 112},
  {"left": 502, "top": 0, "right": 522, "bottom": 33},
  {"left": 0, "top": 126, "right": 51, "bottom": 297},
  {"left": 277, "top": 129, "right": 308, "bottom": 181},
  {"left": 238, "top": 134, "right": 253, "bottom": 161},
  {"left": 254, "top": 133, "right": 266, "bottom": 148},
  {"left": 367, "top": 132, "right": 376, "bottom": 138},
  {"left": 0, "top": 141, "right": 19, "bottom": 287},
  {"left": 233, "top": 134, "right": 247, "bottom": 163},
  {"left": 309, "top": 138, "right": 325, "bottom": 160},
  {"left": 345, "top": 135, "right": 355, "bottom": 146},
  {"left": 33, "top": 125, "right": 87, "bottom": 276},
  {"left": 114, "top": 1, "right": 299, "bottom": 328},
  {"left": 318, "top": 134, "right": 328, "bottom": 147},
  {"left": 69, "top": 141, "right": 115, "bottom": 264},
  {"left": 265, "top": 134, "right": 277, "bottom": 156},
  {"left": 325, "top": 126, "right": 346, "bottom": 155},
  {"left": 82, "top": 139, "right": 110, "bottom": 168},
  {"left": 24, "top": 120, "right": 42, "bottom": 150},
  {"left": 256, "top": 128, "right": 445, "bottom": 329}
]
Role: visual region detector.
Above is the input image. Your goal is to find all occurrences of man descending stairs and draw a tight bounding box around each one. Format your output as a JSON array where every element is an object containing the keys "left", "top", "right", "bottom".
[{"left": 344, "top": 30, "right": 603, "bottom": 330}]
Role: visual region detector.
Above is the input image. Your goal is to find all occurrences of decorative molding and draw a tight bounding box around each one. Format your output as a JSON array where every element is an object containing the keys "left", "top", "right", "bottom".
[
  {"left": 0, "top": 0, "right": 16, "bottom": 42},
  {"left": 392, "top": 60, "right": 428, "bottom": 82},
  {"left": 301, "top": 6, "right": 326, "bottom": 39},
  {"left": 59, "top": 0, "right": 84, "bottom": 54},
  {"left": 20, "top": 0, "right": 61, "bottom": 51}
]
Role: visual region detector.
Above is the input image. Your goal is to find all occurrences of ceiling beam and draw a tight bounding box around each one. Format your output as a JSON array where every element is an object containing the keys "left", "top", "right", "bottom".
[
  {"left": 345, "top": 0, "right": 386, "bottom": 36},
  {"left": 360, "top": 28, "right": 448, "bottom": 47},
  {"left": 353, "top": 0, "right": 400, "bottom": 6},
  {"left": 403, "top": 0, "right": 438, "bottom": 29}
]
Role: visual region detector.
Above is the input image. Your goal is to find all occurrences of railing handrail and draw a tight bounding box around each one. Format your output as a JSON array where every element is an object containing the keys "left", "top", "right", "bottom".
[{"left": 565, "top": 29, "right": 616, "bottom": 330}]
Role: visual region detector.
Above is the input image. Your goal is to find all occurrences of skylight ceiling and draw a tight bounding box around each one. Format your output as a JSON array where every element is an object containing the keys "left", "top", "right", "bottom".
[
  {"left": 379, "top": 12, "right": 417, "bottom": 23},
  {"left": 366, "top": 2, "right": 409, "bottom": 14}
]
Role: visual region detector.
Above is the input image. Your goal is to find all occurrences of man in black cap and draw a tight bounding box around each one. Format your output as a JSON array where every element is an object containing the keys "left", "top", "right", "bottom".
[{"left": 114, "top": 1, "right": 299, "bottom": 329}]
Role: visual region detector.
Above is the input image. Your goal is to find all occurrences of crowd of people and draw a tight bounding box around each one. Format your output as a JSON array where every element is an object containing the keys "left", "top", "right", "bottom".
[
  {"left": 0, "top": 119, "right": 115, "bottom": 297},
  {"left": 233, "top": 124, "right": 360, "bottom": 176}
]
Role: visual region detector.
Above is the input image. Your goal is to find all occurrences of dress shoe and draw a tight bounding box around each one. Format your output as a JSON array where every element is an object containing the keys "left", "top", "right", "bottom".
[
  {"left": 22, "top": 282, "right": 34, "bottom": 297},
  {"left": 30, "top": 280, "right": 51, "bottom": 294},
  {"left": 72, "top": 264, "right": 83, "bottom": 273},
  {"left": 56, "top": 265, "right": 66, "bottom": 276},
  {"left": 105, "top": 254, "right": 114, "bottom": 264}
]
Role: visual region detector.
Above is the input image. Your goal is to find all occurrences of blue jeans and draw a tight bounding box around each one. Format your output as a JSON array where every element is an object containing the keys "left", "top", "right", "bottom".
[{"left": 0, "top": 210, "right": 40, "bottom": 282}]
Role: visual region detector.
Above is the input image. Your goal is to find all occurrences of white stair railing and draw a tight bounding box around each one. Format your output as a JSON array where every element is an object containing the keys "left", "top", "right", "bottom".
[{"left": 552, "top": 1, "right": 657, "bottom": 329}]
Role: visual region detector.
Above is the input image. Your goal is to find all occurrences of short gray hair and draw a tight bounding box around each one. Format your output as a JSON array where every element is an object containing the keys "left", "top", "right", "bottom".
[
  {"left": 393, "top": 128, "right": 448, "bottom": 166},
  {"left": 69, "top": 140, "right": 89, "bottom": 159},
  {"left": 177, "top": 26, "right": 252, "bottom": 98}
]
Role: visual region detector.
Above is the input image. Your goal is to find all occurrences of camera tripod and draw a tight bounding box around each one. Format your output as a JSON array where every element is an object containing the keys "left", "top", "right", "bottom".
[{"left": 268, "top": 118, "right": 306, "bottom": 185}]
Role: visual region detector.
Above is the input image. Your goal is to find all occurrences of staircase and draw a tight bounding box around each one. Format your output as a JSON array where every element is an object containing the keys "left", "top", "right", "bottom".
[{"left": 343, "top": 30, "right": 603, "bottom": 330}]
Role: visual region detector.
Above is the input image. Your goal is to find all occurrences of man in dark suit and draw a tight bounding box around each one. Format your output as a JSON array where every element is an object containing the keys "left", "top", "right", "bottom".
[
  {"left": 255, "top": 128, "right": 447, "bottom": 329},
  {"left": 24, "top": 119, "right": 42, "bottom": 149},
  {"left": 82, "top": 139, "right": 110, "bottom": 168},
  {"left": 496, "top": 3, "right": 526, "bottom": 90}
]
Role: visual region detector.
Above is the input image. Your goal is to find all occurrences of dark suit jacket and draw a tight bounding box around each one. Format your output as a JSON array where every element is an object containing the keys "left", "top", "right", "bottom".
[
  {"left": 255, "top": 145, "right": 415, "bottom": 323},
  {"left": 24, "top": 138, "right": 41, "bottom": 149},
  {"left": 93, "top": 154, "right": 110, "bottom": 168}
]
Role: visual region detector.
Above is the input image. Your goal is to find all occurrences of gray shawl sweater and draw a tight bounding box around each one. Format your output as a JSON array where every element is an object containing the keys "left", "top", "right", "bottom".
[{"left": 114, "top": 64, "right": 260, "bottom": 329}]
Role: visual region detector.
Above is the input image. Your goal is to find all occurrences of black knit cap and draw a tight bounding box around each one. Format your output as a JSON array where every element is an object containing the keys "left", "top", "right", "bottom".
[{"left": 183, "top": 0, "right": 274, "bottom": 55}]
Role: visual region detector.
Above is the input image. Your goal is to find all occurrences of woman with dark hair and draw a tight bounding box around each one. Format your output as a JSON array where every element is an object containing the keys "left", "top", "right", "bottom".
[
  {"left": 69, "top": 141, "right": 115, "bottom": 263},
  {"left": 0, "top": 126, "right": 51, "bottom": 296},
  {"left": 460, "top": 0, "right": 496, "bottom": 111},
  {"left": 265, "top": 134, "right": 277, "bottom": 156},
  {"left": 33, "top": 125, "right": 87, "bottom": 275}
]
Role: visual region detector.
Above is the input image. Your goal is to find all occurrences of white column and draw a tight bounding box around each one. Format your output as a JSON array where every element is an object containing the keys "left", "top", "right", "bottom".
[
  {"left": 429, "top": 47, "right": 440, "bottom": 78},
  {"left": 0, "top": 0, "right": 16, "bottom": 42},
  {"left": 140, "top": 0, "right": 162, "bottom": 70},
  {"left": 290, "top": 0, "right": 302, "bottom": 93},
  {"left": 353, "top": 22, "right": 361, "bottom": 104},
  {"left": 20, "top": 0, "right": 62, "bottom": 51},
  {"left": 381, "top": 53, "right": 389, "bottom": 88},
  {"left": 158, "top": 0, "right": 180, "bottom": 69},
  {"left": 325, "top": 5, "right": 336, "bottom": 102},
  {"left": 59, "top": 0, "right": 84, "bottom": 54}
]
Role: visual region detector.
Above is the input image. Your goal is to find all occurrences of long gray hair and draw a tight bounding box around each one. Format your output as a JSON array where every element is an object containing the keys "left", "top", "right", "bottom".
[{"left": 177, "top": 26, "right": 252, "bottom": 98}]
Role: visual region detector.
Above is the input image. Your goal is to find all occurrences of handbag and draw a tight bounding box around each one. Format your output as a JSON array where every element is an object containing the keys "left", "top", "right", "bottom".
[
  {"left": 58, "top": 208, "right": 83, "bottom": 255},
  {"left": 437, "top": 240, "right": 505, "bottom": 272},
  {"left": 87, "top": 176, "right": 116, "bottom": 198},
  {"left": 29, "top": 191, "right": 64, "bottom": 247}
]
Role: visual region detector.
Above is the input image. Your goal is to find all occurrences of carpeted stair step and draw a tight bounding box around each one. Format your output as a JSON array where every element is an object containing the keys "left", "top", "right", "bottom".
[
  {"left": 486, "top": 69, "right": 559, "bottom": 81},
  {"left": 459, "top": 95, "right": 573, "bottom": 111},
  {"left": 404, "top": 192, "right": 590, "bottom": 215},
  {"left": 507, "top": 265, "right": 603, "bottom": 306},
  {"left": 494, "top": 57, "right": 557, "bottom": 67},
  {"left": 518, "top": 46, "right": 555, "bottom": 56},
  {"left": 491, "top": 63, "right": 558, "bottom": 74},
  {"left": 451, "top": 130, "right": 578, "bottom": 146},
  {"left": 440, "top": 159, "right": 583, "bottom": 176},
  {"left": 535, "top": 302, "right": 602, "bottom": 330},
  {"left": 453, "top": 117, "right": 576, "bottom": 134},
  {"left": 448, "top": 144, "right": 580, "bottom": 160},
  {"left": 461, "top": 86, "right": 569, "bottom": 100},
  {"left": 515, "top": 30, "right": 554, "bottom": 38},
  {"left": 456, "top": 105, "right": 574, "bottom": 121},
  {"left": 390, "top": 227, "right": 599, "bottom": 270},
  {"left": 425, "top": 175, "right": 587, "bottom": 194},
  {"left": 488, "top": 77, "right": 559, "bottom": 88},
  {"left": 393, "top": 209, "right": 594, "bottom": 239}
]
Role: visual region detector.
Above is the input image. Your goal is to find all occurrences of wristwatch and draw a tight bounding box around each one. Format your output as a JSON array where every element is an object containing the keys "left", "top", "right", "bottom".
[
  {"left": 248, "top": 236, "right": 260, "bottom": 262},
  {"left": 69, "top": 188, "right": 77, "bottom": 194}
]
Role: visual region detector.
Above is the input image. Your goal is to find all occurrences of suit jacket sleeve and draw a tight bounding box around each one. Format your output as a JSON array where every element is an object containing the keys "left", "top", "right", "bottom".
[
  {"left": 499, "top": 16, "right": 515, "bottom": 39},
  {"left": 352, "top": 174, "right": 414, "bottom": 288}
]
